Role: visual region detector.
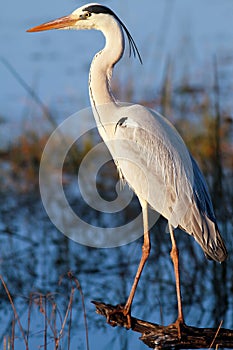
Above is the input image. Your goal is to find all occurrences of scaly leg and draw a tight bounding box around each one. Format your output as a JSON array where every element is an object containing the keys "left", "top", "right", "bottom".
[
  {"left": 122, "top": 199, "right": 151, "bottom": 327},
  {"left": 169, "top": 223, "right": 185, "bottom": 337}
]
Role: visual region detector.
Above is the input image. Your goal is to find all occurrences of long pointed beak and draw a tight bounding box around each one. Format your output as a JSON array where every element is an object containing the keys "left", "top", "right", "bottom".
[{"left": 27, "top": 14, "right": 79, "bottom": 32}]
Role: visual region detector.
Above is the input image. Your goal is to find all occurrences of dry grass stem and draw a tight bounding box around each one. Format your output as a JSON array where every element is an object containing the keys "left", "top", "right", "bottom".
[
  {"left": 0, "top": 275, "right": 28, "bottom": 349},
  {"left": 209, "top": 320, "right": 223, "bottom": 349}
]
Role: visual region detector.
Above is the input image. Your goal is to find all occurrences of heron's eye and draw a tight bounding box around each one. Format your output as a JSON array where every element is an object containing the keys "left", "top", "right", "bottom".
[
  {"left": 85, "top": 12, "right": 92, "bottom": 18},
  {"left": 79, "top": 12, "right": 92, "bottom": 19}
]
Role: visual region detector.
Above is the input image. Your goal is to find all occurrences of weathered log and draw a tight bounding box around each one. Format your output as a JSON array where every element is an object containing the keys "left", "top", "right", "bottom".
[{"left": 92, "top": 301, "right": 233, "bottom": 349}]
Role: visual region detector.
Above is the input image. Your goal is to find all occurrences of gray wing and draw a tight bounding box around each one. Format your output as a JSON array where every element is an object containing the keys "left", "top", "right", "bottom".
[
  {"left": 185, "top": 155, "right": 227, "bottom": 261},
  {"left": 112, "top": 103, "right": 227, "bottom": 262}
]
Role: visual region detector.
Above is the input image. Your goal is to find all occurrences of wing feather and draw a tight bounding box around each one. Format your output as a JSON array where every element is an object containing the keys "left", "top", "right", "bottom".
[{"left": 111, "top": 103, "right": 227, "bottom": 262}]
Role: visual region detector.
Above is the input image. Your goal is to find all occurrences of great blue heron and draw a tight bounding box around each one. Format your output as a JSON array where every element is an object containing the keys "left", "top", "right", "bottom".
[{"left": 27, "top": 3, "right": 227, "bottom": 332}]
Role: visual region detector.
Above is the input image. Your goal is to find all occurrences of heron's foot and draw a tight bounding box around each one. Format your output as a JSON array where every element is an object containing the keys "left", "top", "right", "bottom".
[
  {"left": 106, "top": 304, "right": 132, "bottom": 329},
  {"left": 170, "top": 317, "right": 186, "bottom": 339}
]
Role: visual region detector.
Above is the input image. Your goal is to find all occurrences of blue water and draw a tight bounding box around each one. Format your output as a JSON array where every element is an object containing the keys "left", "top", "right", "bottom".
[
  {"left": 1, "top": 0, "right": 233, "bottom": 136},
  {"left": 1, "top": 189, "right": 232, "bottom": 349}
]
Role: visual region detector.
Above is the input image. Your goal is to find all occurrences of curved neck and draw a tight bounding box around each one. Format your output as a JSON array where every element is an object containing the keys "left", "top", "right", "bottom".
[{"left": 89, "top": 18, "right": 124, "bottom": 108}]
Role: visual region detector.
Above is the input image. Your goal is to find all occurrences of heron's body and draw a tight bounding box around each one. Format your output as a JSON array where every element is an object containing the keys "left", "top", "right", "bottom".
[
  {"left": 94, "top": 101, "right": 225, "bottom": 261},
  {"left": 85, "top": 5, "right": 226, "bottom": 261},
  {"left": 27, "top": 3, "right": 227, "bottom": 330}
]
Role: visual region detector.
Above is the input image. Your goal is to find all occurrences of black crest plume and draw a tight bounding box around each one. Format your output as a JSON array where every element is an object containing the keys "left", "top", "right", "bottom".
[{"left": 83, "top": 4, "right": 143, "bottom": 64}]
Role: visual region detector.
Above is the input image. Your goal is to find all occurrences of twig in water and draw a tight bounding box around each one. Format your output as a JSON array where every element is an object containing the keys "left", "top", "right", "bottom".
[
  {"left": 26, "top": 293, "right": 33, "bottom": 346},
  {"left": 67, "top": 271, "right": 90, "bottom": 350},
  {"left": 56, "top": 286, "right": 75, "bottom": 347},
  {"left": 33, "top": 292, "right": 61, "bottom": 346},
  {"left": 0, "top": 275, "right": 29, "bottom": 349},
  {"left": 44, "top": 295, "right": 47, "bottom": 350},
  {"left": 209, "top": 320, "right": 223, "bottom": 349},
  {"left": 68, "top": 294, "right": 73, "bottom": 350},
  {"left": 11, "top": 316, "right": 15, "bottom": 350}
]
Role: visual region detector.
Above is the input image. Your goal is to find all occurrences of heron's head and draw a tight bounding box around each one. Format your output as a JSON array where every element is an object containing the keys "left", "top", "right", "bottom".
[
  {"left": 27, "top": 3, "right": 142, "bottom": 63},
  {"left": 27, "top": 4, "right": 117, "bottom": 32}
]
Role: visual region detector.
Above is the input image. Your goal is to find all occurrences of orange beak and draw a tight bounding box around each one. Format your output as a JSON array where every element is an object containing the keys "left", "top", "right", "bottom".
[{"left": 27, "top": 14, "right": 79, "bottom": 32}]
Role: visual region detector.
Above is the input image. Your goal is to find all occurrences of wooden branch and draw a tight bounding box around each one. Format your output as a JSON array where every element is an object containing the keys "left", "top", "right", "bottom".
[{"left": 92, "top": 301, "right": 233, "bottom": 349}]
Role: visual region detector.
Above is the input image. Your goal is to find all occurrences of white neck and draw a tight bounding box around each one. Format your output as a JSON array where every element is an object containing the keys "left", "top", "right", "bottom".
[{"left": 89, "top": 17, "right": 124, "bottom": 108}]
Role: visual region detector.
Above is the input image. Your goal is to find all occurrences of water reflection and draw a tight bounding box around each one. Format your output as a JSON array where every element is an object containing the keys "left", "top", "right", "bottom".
[
  {"left": 0, "top": 165, "right": 232, "bottom": 349},
  {"left": 0, "top": 98, "right": 232, "bottom": 348}
]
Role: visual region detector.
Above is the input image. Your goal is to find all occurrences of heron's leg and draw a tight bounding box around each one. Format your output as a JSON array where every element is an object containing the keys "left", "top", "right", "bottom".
[
  {"left": 169, "top": 223, "right": 184, "bottom": 337},
  {"left": 124, "top": 200, "right": 151, "bottom": 318}
]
